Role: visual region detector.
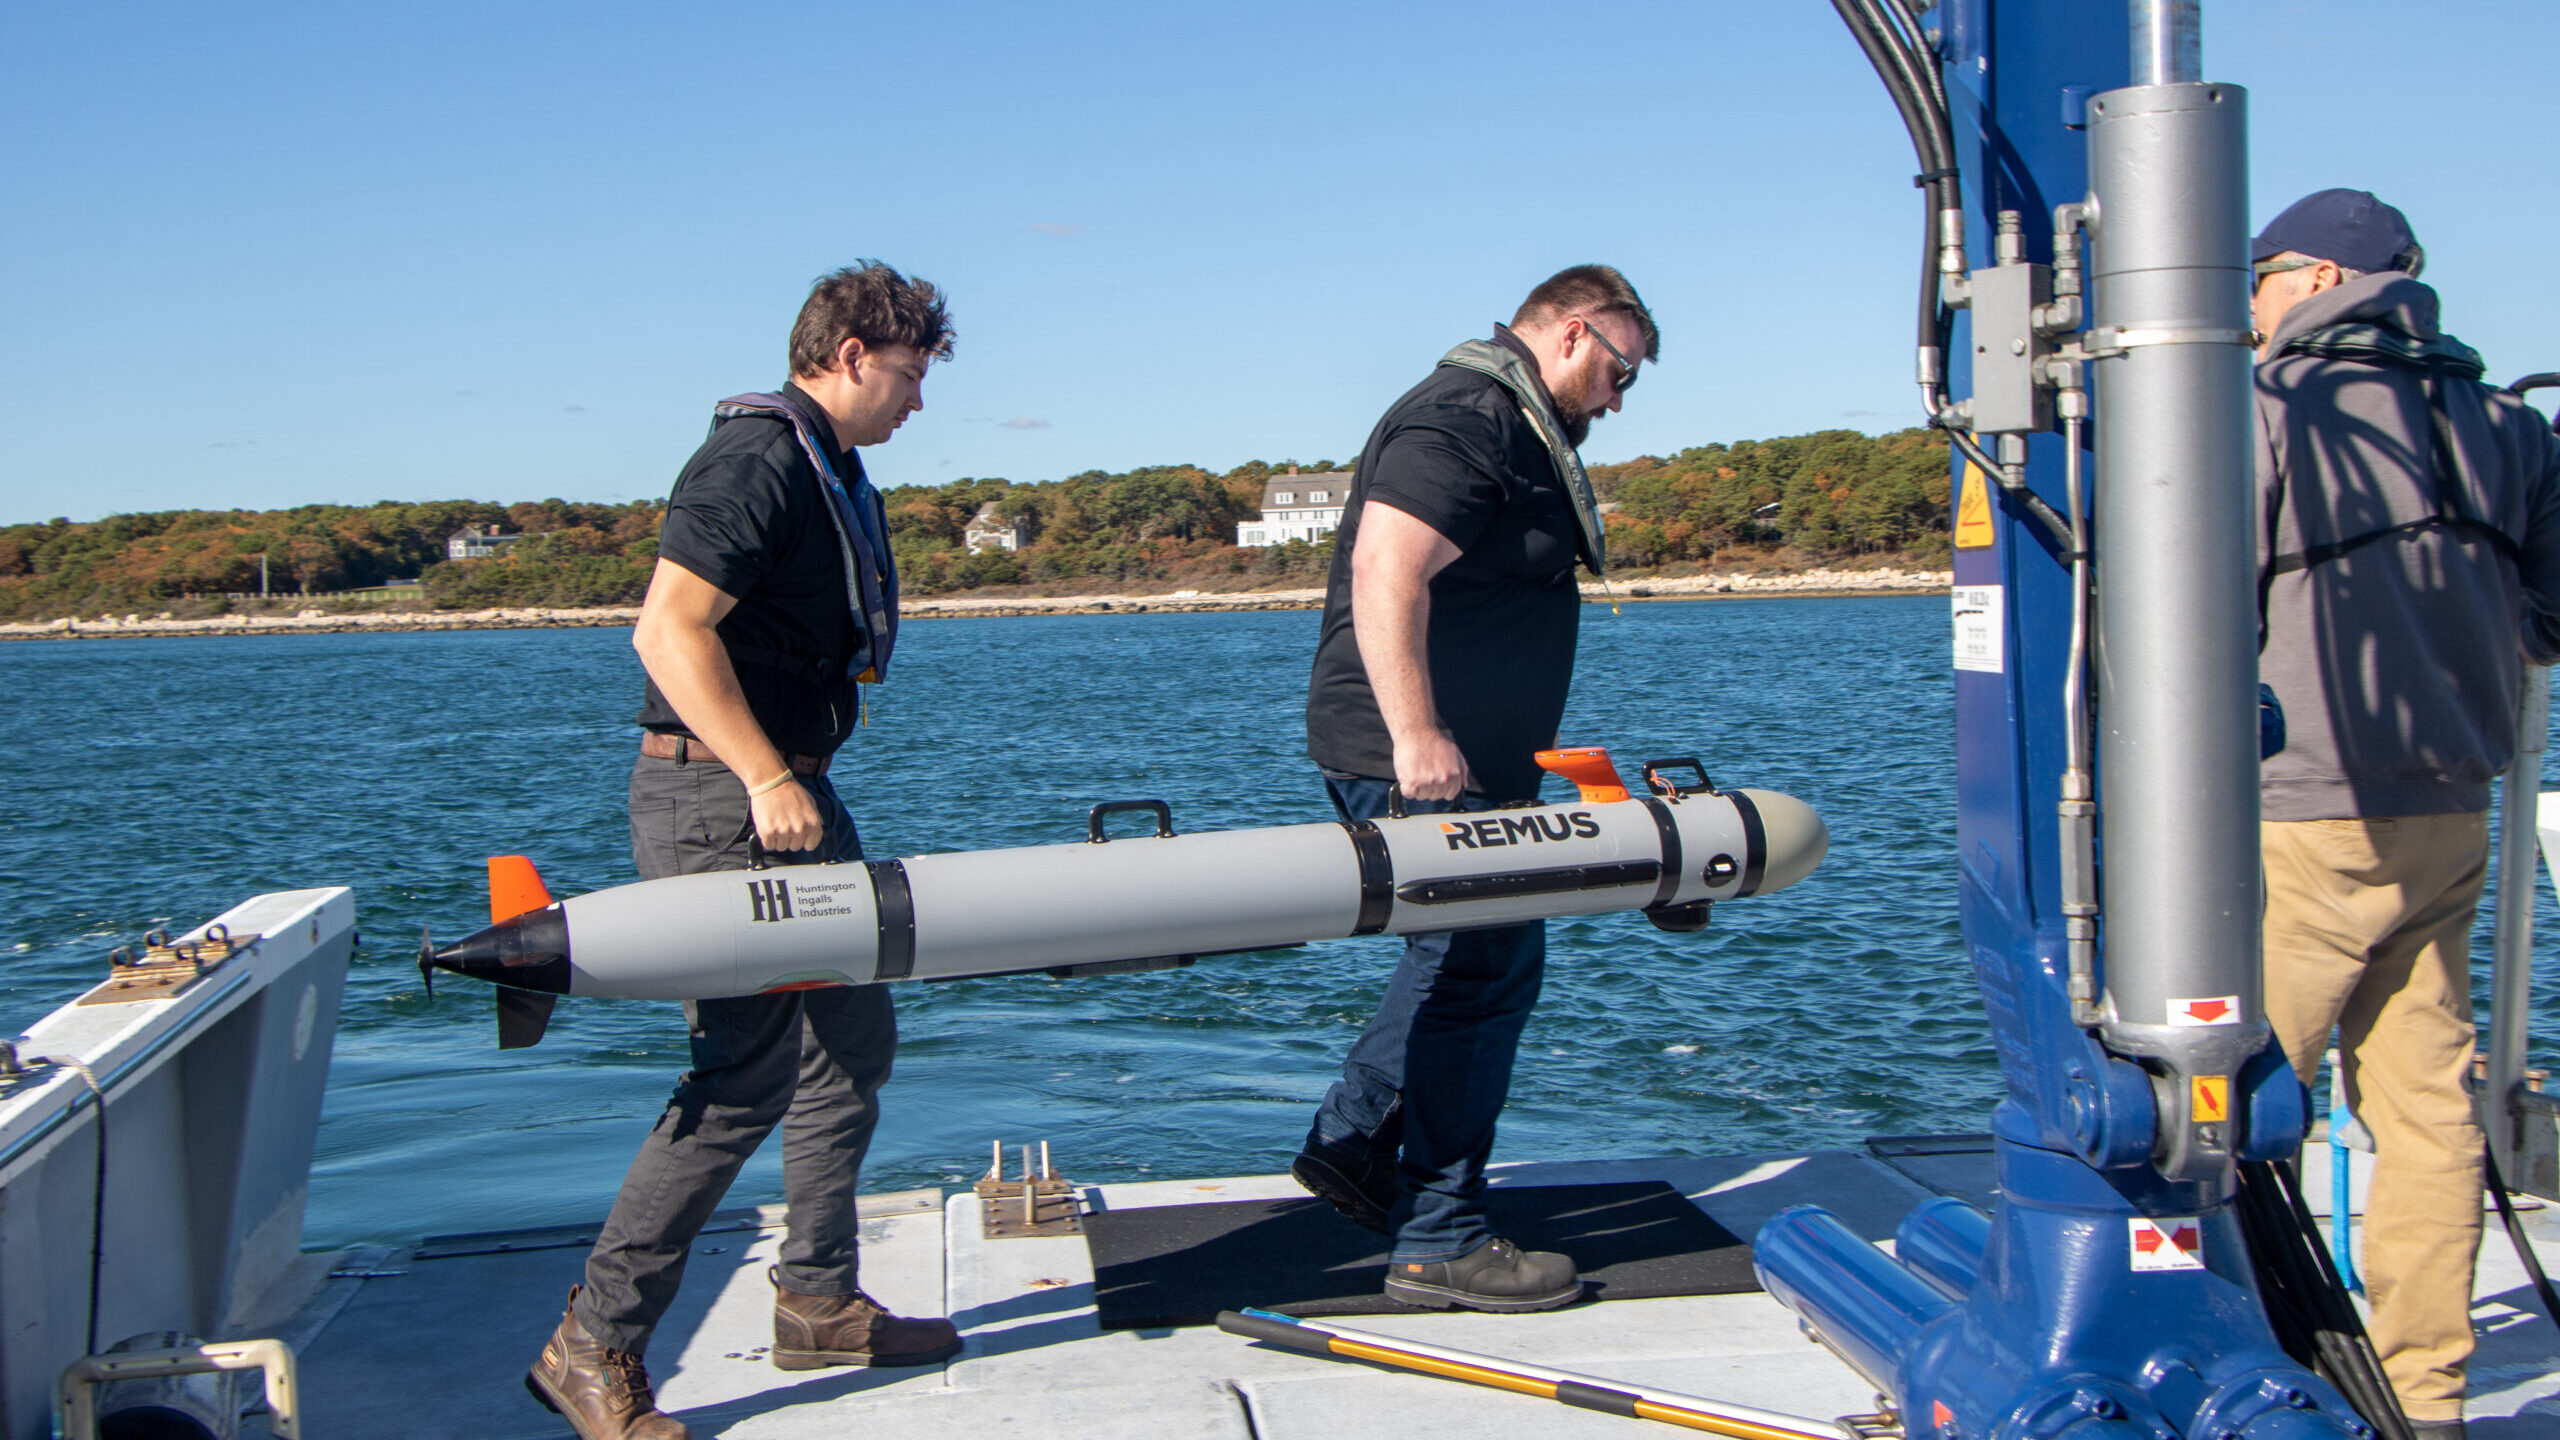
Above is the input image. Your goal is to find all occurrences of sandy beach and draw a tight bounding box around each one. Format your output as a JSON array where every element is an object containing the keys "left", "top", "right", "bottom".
[{"left": 0, "top": 566, "right": 1952, "bottom": 641}]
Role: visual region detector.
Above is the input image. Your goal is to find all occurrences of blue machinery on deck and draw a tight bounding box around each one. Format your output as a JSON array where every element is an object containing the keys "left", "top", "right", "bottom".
[{"left": 1753, "top": 4, "right": 2374, "bottom": 1439}]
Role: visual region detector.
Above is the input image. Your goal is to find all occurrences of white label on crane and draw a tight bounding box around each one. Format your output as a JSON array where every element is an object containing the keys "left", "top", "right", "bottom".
[
  {"left": 1953, "top": 586, "right": 2004, "bottom": 673},
  {"left": 2167, "top": 995, "right": 2243, "bottom": 1026},
  {"left": 2128, "top": 1217, "right": 2206, "bottom": 1272}
]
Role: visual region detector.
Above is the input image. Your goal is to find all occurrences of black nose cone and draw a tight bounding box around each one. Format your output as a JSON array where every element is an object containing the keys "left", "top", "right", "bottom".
[{"left": 426, "top": 908, "right": 574, "bottom": 994}]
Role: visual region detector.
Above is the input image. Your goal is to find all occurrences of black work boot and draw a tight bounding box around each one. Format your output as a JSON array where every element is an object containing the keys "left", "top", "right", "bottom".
[
  {"left": 770, "top": 1267, "right": 962, "bottom": 1370},
  {"left": 1292, "top": 1137, "right": 1397, "bottom": 1234},
  {"left": 1383, "top": 1236, "right": 1583, "bottom": 1313},
  {"left": 525, "top": 1287, "right": 691, "bottom": 1439}
]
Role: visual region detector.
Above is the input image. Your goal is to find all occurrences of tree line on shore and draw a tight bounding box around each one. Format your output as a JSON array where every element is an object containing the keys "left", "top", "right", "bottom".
[{"left": 0, "top": 429, "right": 1951, "bottom": 622}]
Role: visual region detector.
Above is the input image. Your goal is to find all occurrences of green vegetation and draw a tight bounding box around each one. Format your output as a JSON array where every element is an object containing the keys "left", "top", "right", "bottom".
[
  {"left": 0, "top": 501, "right": 661, "bottom": 620},
  {"left": 0, "top": 432, "right": 1950, "bottom": 622},
  {"left": 1590, "top": 428, "right": 1953, "bottom": 568},
  {"left": 882, "top": 460, "right": 1341, "bottom": 595},
  {"left": 419, "top": 510, "right": 662, "bottom": 609}
]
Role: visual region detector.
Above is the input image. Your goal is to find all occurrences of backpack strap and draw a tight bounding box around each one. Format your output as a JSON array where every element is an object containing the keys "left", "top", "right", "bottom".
[
  {"left": 2260, "top": 357, "right": 2521, "bottom": 650},
  {"left": 724, "top": 644, "right": 850, "bottom": 683}
]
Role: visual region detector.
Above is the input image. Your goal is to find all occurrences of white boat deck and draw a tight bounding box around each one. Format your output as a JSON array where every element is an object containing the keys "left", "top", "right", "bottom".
[{"left": 250, "top": 1147, "right": 2560, "bottom": 1438}]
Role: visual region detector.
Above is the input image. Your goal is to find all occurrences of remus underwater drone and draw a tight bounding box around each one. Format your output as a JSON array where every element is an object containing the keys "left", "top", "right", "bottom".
[{"left": 421, "top": 747, "right": 1826, "bottom": 1049}]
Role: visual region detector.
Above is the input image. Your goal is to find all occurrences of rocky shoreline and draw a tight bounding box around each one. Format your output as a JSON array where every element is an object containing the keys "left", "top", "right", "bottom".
[{"left": 0, "top": 567, "right": 1951, "bottom": 641}]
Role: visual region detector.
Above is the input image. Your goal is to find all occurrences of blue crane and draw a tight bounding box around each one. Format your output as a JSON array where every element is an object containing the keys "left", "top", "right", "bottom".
[{"left": 1752, "top": 4, "right": 2392, "bottom": 1438}]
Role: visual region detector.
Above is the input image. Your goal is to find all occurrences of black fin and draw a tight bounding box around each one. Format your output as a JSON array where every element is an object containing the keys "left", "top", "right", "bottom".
[
  {"left": 417, "top": 926, "right": 435, "bottom": 999},
  {"left": 496, "top": 989, "right": 557, "bottom": 1050}
]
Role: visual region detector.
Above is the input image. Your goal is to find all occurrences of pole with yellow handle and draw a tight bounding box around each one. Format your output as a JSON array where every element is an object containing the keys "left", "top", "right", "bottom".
[{"left": 1217, "top": 1308, "right": 1854, "bottom": 1440}]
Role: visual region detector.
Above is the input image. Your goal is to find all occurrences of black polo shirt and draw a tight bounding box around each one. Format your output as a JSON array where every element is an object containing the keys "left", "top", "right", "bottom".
[
  {"left": 635, "top": 383, "right": 865, "bottom": 757},
  {"left": 1304, "top": 353, "right": 1584, "bottom": 802}
]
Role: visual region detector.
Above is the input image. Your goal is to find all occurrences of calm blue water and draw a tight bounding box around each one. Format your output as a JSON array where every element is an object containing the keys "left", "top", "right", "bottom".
[{"left": 6, "top": 598, "right": 2555, "bottom": 1247}]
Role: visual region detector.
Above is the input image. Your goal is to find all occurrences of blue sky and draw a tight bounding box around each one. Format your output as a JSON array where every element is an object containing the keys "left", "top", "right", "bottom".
[{"left": 3, "top": 2, "right": 2552, "bottom": 522}]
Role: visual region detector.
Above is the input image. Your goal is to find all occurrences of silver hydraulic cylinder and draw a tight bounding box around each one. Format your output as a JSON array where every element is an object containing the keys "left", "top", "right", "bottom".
[
  {"left": 2129, "top": 0, "right": 2201, "bottom": 87},
  {"left": 2084, "top": 80, "right": 2265, "bottom": 1179}
]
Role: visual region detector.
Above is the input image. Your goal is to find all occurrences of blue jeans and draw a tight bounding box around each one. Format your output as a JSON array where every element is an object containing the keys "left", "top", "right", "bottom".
[{"left": 1308, "top": 773, "right": 1546, "bottom": 1263}]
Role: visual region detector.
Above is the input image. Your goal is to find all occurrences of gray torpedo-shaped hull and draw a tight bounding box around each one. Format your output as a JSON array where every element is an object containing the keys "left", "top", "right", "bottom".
[{"left": 425, "top": 754, "right": 1826, "bottom": 1048}]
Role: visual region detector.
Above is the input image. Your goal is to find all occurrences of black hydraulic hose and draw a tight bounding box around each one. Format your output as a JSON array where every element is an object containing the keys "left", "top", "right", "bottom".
[
  {"left": 1944, "top": 428, "right": 2076, "bottom": 557},
  {"left": 2235, "top": 1159, "right": 2417, "bottom": 1440},
  {"left": 1830, "top": 0, "right": 1961, "bottom": 364},
  {"left": 2482, "top": 1143, "right": 2560, "bottom": 1329},
  {"left": 1845, "top": 0, "right": 1952, "bottom": 161},
  {"left": 1832, "top": 0, "right": 1954, "bottom": 212},
  {"left": 1829, "top": 0, "right": 2086, "bottom": 569},
  {"left": 1827, "top": 0, "right": 1958, "bottom": 381},
  {"left": 1878, "top": 0, "right": 1949, "bottom": 117},
  {"left": 1835, "top": 0, "right": 1957, "bottom": 245},
  {"left": 1830, "top": 0, "right": 1941, "bottom": 183},
  {"left": 2235, "top": 1161, "right": 2406, "bottom": 1439},
  {"left": 1914, "top": 207, "right": 1945, "bottom": 379},
  {"left": 1855, "top": 0, "right": 1955, "bottom": 175}
]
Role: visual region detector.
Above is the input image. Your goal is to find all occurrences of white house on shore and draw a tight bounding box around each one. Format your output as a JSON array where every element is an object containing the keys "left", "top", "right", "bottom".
[
  {"left": 447, "top": 524, "right": 527, "bottom": 560},
  {"left": 964, "top": 502, "right": 1029, "bottom": 553},
  {"left": 1235, "top": 467, "right": 1348, "bottom": 547}
]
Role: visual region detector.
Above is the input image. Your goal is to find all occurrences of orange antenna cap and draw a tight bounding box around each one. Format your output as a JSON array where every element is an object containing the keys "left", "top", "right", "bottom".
[
  {"left": 1535, "top": 746, "right": 1630, "bottom": 803},
  {"left": 487, "top": 855, "right": 555, "bottom": 923}
]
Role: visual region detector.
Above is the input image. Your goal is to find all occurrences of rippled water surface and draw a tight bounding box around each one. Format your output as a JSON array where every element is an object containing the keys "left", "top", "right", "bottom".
[{"left": 7, "top": 598, "right": 2556, "bottom": 1246}]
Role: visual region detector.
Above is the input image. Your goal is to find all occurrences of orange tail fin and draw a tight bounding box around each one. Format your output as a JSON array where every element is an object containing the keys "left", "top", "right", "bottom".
[
  {"left": 1535, "top": 746, "right": 1631, "bottom": 803},
  {"left": 488, "top": 855, "right": 555, "bottom": 923}
]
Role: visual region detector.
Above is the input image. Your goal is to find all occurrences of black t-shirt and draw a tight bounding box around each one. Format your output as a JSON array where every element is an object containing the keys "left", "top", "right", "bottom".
[
  {"left": 635, "top": 384, "right": 865, "bottom": 757},
  {"left": 1304, "top": 359, "right": 1584, "bottom": 802}
]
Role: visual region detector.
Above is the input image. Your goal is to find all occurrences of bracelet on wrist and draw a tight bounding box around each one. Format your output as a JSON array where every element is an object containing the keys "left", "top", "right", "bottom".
[{"left": 746, "top": 769, "right": 797, "bottom": 797}]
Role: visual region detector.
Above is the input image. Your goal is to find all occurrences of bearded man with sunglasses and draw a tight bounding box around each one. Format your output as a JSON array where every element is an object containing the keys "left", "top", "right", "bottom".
[
  {"left": 2251, "top": 189, "right": 2560, "bottom": 1438},
  {"left": 1294, "top": 264, "right": 1658, "bottom": 1312}
]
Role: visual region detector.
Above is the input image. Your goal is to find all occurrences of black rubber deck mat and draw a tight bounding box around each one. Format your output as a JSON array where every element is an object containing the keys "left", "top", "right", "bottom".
[
  {"left": 1867, "top": 1133, "right": 1999, "bottom": 1211},
  {"left": 1084, "top": 1180, "right": 1754, "bottom": 1330}
]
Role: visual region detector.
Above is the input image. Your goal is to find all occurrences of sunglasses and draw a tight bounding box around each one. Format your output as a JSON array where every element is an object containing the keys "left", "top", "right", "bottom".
[
  {"left": 2251, "top": 255, "right": 2322, "bottom": 287},
  {"left": 1581, "top": 319, "right": 1641, "bottom": 394}
]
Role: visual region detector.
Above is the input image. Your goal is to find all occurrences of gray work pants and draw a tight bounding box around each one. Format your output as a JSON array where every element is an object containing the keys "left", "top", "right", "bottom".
[{"left": 574, "top": 753, "right": 897, "bottom": 1355}]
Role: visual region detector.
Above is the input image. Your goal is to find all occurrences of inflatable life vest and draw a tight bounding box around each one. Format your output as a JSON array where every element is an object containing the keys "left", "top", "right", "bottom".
[
  {"left": 1438, "top": 334, "right": 1610, "bottom": 575},
  {"left": 710, "top": 393, "right": 901, "bottom": 682}
]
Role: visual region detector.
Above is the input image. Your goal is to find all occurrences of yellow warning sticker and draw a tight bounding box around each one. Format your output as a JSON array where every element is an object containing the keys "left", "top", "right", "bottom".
[
  {"left": 2192, "top": 1074, "right": 2229, "bottom": 1124},
  {"left": 1954, "top": 463, "right": 1996, "bottom": 548}
]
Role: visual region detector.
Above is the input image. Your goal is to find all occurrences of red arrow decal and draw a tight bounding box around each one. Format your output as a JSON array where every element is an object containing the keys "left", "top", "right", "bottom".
[
  {"left": 2170, "top": 1225, "right": 2201, "bottom": 1251},
  {"left": 2183, "top": 999, "right": 2232, "bottom": 1023},
  {"left": 2132, "top": 1225, "right": 2164, "bottom": 1253}
]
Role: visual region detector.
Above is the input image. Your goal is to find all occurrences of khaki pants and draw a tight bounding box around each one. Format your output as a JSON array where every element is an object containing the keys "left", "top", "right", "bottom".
[{"left": 2263, "top": 813, "right": 2487, "bottom": 1424}]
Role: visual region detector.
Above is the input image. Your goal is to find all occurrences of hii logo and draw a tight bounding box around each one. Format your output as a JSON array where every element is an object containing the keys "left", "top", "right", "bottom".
[{"left": 748, "top": 878, "right": 795, "bottom": 923}]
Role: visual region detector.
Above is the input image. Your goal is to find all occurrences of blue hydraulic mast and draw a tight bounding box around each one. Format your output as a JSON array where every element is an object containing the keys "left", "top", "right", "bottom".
[{"left": 1754, "top": 4, "right": 2377, "bottom": 1438}]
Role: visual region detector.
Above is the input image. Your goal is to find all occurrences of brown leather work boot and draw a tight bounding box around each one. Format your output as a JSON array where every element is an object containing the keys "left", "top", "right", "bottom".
[
  {"left": 770, "top": 1266, "right": 962, "bottom": 1370},
  {"left": 525, "top": 1287, "right": 691, "bottom": 1440}
]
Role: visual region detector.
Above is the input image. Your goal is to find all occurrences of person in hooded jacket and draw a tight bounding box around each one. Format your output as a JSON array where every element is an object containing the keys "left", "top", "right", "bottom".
[{"left": 2252, "top": 189, "right": 2560, "bottom": 1439}]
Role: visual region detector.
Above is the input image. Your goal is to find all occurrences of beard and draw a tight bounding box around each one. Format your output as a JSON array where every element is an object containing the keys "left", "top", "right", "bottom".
[
  {"left": 1558, "top": 399, "right": 1598, "bottom": 448},
  {"left": 1554, "top": 350, "right": 1609, "bottom": 446}
]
